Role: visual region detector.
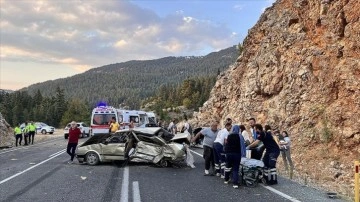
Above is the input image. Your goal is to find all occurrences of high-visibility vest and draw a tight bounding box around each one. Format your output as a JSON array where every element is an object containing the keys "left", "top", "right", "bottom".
[
  {"left": 29, "top": 124, "right": 36, "bottom": 132},
  {"left": 14, "top": 127, "right": 22, "bottom": 135}
]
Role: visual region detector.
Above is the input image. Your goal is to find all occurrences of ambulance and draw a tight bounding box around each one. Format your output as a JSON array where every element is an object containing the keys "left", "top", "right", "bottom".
[
  {"left": 90, "top": 105, "right": 118, "bottom": 136},
  {"left": 116, "top": 109, "right": 141, "bottom": 129}
]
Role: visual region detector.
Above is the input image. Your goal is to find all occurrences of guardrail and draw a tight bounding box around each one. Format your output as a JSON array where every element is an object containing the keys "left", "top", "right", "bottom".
[{"left": 355, "top": 161, "right": 359, "bottom": 202}]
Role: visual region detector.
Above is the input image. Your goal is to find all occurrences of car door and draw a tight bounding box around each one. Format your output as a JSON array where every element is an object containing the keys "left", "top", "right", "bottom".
[{"left": 101, "top": 135, "right": 126, "bottom": 161}]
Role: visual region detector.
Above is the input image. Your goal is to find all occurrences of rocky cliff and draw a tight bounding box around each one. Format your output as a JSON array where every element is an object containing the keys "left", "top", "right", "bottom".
[
  {"left": 193, "top": 0, "right": 359, "bottom": 198},
  {"left": 0, "top": 112, "right": 14, "bottom": 148}
]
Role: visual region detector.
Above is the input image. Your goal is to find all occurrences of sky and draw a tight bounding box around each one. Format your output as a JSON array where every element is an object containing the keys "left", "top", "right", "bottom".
[{"left": 0, "top": 0, "right": 275, "bottom": 90}]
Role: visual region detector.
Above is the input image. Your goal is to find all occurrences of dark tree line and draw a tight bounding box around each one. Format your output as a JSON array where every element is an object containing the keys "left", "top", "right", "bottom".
[
  {"left": 142, "top": 75, "right": 217, "bottom": 120},
  {"left": 0, "top": 87, "right": 90, "bottom": 128}
]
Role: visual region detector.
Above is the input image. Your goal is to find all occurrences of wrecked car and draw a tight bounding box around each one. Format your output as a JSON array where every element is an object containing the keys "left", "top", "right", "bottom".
[{"left": 76, "top": 127, "right": 192, "bottom": 167}]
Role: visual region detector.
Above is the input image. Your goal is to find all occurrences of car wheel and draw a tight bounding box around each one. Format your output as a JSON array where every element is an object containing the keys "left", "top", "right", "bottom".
[
  {"left": 64, "top": 134, "right": 68, "bottom": 139},
  {"left": 50, "top": 132, "right": 53, "bottom": 134},
  {"left": 82, "top": 131, "right": 85, "bottom": 138},
  {"left": 87, "top": 133, "right": 90, "bottom": 137},
  {"left": 159, "top": 159, "right": 169, "bottom": 168},
  {"left": 41, "top": 129, "right": 47, "bottom": 134},
  {"left": 86, "top": 152, "right": 99, "bottom": 166}
]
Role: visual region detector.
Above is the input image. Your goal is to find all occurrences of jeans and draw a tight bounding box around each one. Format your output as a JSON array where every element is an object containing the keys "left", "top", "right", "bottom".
[
  {"left": 213, "top": 142, "right": 225, "bottom": 175},
  {"left": 67, "top": 143, "right": 78, "bottom": 161},
  {"left": 224, "top": 153, "right": 241, "bottom": 185},
  {"left": 281, "top": 147, "right": 294, "bottom": 170}
]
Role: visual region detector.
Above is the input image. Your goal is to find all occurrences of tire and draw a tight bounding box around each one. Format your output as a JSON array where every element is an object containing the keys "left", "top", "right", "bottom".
[
  {"left": 64, "top": 134, "right": 68, "bottom": 139},
  {"left": 159, "top": 159, "right": 169, "bottom": 168},
  {"left": 82, "top": 131, "right": 85, "bottom": 138},
  {"left": 49, "top": 132, "right": 53, "bottom": 134},
  {"left": 41, "top": 129, "right": 47, "bottom": 134},
  {"left": 86, "top": 152, "right": 100, "bottom": 166},
  {"left": 87, "top": 134, "right": 90, "bottom": 137}
]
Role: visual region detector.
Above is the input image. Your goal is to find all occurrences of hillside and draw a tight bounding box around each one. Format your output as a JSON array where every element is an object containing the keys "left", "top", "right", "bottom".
[
  {"left": 193, "top": 0, "right": 359, "bottom": 199},
  {"left": 22, "top": 46, "right": 238, "bottom": 108}
]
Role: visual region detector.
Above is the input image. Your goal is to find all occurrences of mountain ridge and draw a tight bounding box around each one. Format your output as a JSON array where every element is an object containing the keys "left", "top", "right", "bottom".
[{"left": 21, "top": 46, "right": 238, "bottom": 108}]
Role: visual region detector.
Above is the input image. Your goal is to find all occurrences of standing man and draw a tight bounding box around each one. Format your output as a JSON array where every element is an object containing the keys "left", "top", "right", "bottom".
[
  {"left": 23, "top": 121, "right": 29, "bottom": 146},
  {"left": 213, "top": 122, "right": 232, "bottom": 178},
  {"left": 247, "top": 124, "right": 280, "bottom": 185},
  {"left": 192, "top": 120, "right": 219, "bottom": 176},
  {"left": 14, "top": 123, "right": 23, "bottom": 147},
  {"left": 28, "top": 121, "right": 37, "bottom": 145},
  {"left": 67, "top": 121, "right": 82, "bottom": 164},
  {"left": 247, "top": 118, "right": 257, "bottom": 139},
  {"left": 109, "top": 117, "right": 120, "bottom": 134}
]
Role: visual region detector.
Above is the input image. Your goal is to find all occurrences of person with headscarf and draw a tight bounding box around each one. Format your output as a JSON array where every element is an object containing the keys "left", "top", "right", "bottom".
[{"left": 231, "top": 125, "right": 246, "bottom": 158}]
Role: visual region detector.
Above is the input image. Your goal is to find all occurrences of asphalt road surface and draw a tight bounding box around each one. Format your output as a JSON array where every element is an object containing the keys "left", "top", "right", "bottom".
[{"left": 0, "top": 136, "right": 345, "bottom": 202}]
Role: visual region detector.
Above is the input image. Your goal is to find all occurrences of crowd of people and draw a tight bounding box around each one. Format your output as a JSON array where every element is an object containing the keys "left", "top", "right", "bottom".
[
  {"left": 13, "top": 121, "right": 37, "bottom": 146},
  {"left": 191, "top": 117, "right": 294, "bottom": 189}
]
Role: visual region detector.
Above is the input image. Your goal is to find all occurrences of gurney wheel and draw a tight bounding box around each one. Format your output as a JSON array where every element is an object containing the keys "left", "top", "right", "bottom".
[{"left": 245, "top": 180, "right": 257, "bottom": 188}]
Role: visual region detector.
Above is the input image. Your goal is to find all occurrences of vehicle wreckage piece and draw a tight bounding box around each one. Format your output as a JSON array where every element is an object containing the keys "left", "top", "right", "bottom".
[{"left": 76, "top": 127, "right": 193, "bottom": 167}]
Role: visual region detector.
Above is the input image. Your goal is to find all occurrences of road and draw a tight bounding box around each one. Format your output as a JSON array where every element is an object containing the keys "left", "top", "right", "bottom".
[{"left": 0, "top": 135, "right": 344, "bottom": 202}]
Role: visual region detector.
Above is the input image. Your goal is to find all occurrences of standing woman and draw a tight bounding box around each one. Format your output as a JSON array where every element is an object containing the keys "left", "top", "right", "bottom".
[
  {"left": 280, "top": 131, "right": 294, "bottom": 172},
  {"left": 247, "top": 124, "right": 280, "bottom": 185}
]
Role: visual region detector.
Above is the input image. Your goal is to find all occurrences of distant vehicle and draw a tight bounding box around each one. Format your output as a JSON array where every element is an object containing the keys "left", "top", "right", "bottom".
[
  {"left": 20, "top": 122, "right": 55, "bottom": 134},
  {"left": 90, "top": 105, "right": 118, "bottom": 136},
  {"left": 64, "top": 122, "right": 90, "bottom": 139}
]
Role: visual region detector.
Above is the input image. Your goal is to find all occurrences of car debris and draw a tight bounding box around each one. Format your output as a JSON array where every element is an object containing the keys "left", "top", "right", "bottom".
[{"left": 76, "top": 127, "right": 194, "bottom": 168}]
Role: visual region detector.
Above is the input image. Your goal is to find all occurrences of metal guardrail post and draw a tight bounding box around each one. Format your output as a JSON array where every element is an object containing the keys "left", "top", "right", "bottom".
[{"left": 355, "top": 161, "right": 359, "bottom": 202}]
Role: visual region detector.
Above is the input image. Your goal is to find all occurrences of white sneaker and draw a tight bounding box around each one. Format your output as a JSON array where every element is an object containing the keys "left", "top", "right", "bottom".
[
  {"left": 233, "top": 185, "right": 239, "bottom": 189},
  {"left": 67, "top": 161, "right": 74, "bottom": 164},
  {"left": 216, "top": 173, "right": 221, "bottom": 177},
  {"left": 224, "top": 181, "right": 229, "bottom": 184},
  {"left": 221, "top": 175, "right": 225, "bottom": 179}
]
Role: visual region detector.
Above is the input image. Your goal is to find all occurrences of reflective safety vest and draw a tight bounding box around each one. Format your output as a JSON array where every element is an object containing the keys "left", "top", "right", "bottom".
[
  {"left": 14, "top": 127, "right": 22, "bottom": 135},
  {"left": 29, "top": 124, "right": 36, "bottom": 132}
]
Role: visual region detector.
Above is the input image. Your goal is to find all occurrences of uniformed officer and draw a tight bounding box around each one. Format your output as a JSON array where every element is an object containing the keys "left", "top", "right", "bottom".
[
  {"left": 28, "top": 121, "right": 37, "bottom": 144},
  {"left": 247, "top": 124, "right": 280, "bottom": 185},
  {"left": 14, "top": 123, "right": 23, "bottom": 147}
]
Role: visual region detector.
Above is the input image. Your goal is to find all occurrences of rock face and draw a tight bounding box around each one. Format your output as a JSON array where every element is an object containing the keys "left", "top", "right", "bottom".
[
  {"left": 193, "top": 0, "right": 359, "bottom": 198},
  {"left": 0, "top": 112, "right": 14, "bottom": 148}
]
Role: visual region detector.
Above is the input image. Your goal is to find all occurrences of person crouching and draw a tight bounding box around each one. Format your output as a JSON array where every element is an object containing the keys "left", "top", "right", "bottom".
[{"left": 223, "top": 131, "right": 242, "bottom": 189}]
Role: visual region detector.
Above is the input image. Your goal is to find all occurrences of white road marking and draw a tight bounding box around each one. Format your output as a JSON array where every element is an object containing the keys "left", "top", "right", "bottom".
[
  {"left": 0, "top": 138, "right": 63, "bottom": 155},
  {"left": 49, "top": 149, "right": 66, "bottom": 157},
  {"left": 261, "top": 185, "right": 302, "bottom": 202},
  {"left": 0, "top": 150, "right": 66, "bottom": 185},
  {"left": 190, "top": 149, "right": 301, "bottom": 202},
  {"left": 189, "top": 149, "right": 202, "bottom": 157},
  {"left": 132, "top": 181, "right": 141, "bottom": 202},
  {"left": 120, "top": 167, "right": 129, "bottom": 202}
]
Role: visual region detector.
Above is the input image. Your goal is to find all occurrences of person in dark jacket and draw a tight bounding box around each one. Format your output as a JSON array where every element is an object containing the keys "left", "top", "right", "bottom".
[
  {"left": 247, "top": 124, "right": 280, "bottom": 185},
  {"left": 223, "top": 132, "right": 242, "bottom": 189}
]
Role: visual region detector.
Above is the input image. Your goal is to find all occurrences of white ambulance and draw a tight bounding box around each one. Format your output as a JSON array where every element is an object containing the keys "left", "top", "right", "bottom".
[
  {"left": 90, "top": 105, "right": 118, "bottom": 136},
  {"left": 116, "top": 109, "right": 141, "bottom": 129}
]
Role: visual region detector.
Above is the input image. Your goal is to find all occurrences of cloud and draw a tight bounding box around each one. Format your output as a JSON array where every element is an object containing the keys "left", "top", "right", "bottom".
[
  {"left": 233, "top": 4, "right": 244, "bottom": 11},
  {"left": 0, "top": 0, "right": 237, "bottom": 70}
]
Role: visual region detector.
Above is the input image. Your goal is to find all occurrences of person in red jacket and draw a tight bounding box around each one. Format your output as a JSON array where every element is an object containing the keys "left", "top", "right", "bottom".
[{"left": 67, "top": 121, "right": 81, "bottom": 164}]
